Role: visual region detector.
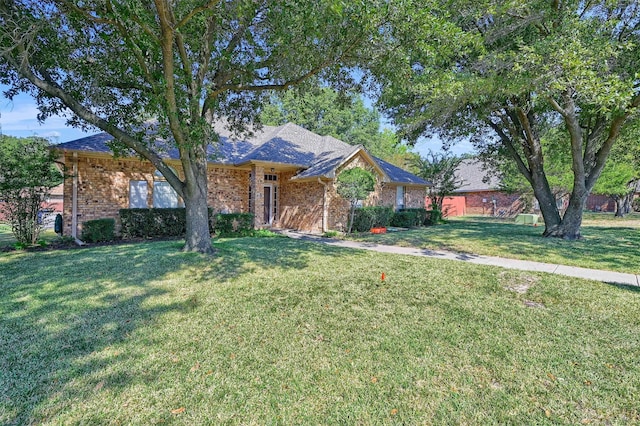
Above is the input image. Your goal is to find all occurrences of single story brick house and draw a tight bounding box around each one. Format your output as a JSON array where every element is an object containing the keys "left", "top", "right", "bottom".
[
  {"left": 56, "top": 122, "right": 429, "bottom": 237},
  {"left": 451, "top": 158, "right": 636, "bottom": 216},
  {"left": 452, "top": 159, "right": 526, "bottom": 216}
]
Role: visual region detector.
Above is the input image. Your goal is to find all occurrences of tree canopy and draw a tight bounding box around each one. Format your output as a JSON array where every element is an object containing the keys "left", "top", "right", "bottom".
[
  {"left": 336, "top": 166, "right": 376, "bottom": 233},
  {"left": 375, "top": 0, "right": 640, "bottom": 239},
  {"left": 0, "top": 0, "right": 384, "bottom": 252},
  {"left": 411, "top": 151, "right": 463, "bottom": 217},
  {"left": 0, "top": 135, "right": 63, "bottom": 245}
]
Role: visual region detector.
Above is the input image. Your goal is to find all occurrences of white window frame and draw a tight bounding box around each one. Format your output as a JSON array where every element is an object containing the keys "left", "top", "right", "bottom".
[
  {"left": 396, "top": 185, "right": 405, "bottom": 210},
  {"left": 153, "top": 181, "right": 179, "bottom": 208},
  {"left": 129, "top": 180, "right": 148, "bottom": 208}
]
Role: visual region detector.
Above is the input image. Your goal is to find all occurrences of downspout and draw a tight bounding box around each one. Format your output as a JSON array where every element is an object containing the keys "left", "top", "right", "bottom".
[
  {"left": 71, "top": 152, "right": 78, "bottom": 238},
  {"left": 71, "top": 152, "right": 85, "bottom": 245},
  {"left": 318, "top": 178, "right": 328, "bottom": 233}
]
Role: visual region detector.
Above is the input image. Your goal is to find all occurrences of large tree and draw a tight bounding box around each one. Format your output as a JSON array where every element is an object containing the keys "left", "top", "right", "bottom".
[
  {"left": 260, "top": 84, "right": 415, "bottom": 166},
  {"left": 0, "top": 135, "right": 63, "bottom": 245},
  {"left": 376, "top": 0, "right": 640, "bottom": 239},
  {"left": 0, "top": 0, "right": 382, "bottom": 253},
  {"left": 411, "top": 150, "right": 463, "bottom": 217}
]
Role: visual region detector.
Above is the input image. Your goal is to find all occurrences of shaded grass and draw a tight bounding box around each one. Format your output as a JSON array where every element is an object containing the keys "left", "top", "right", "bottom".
[
  {"left": 350, "top": 214, "right": 640, "bottom": 274},
  {"left": 0, "top": 222, "right": 59, "bottom": 248},
  {"left": 1, "top": 237, "right": 639, "bottom": 424}
]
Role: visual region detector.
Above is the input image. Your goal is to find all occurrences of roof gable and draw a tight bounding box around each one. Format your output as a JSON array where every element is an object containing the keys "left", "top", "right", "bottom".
[{"left": 454, "top": 159, "right": 500, "bottom": 192}]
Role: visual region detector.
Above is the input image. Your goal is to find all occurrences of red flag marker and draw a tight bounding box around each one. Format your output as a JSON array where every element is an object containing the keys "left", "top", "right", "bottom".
[{"left": 381, "top": 272, "right": 386, "bottom": 281}]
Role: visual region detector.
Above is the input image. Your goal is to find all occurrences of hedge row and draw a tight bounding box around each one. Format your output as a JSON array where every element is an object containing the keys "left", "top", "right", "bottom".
[
  {"left": 390, "top": 208, "right": 436, "bottom": 228},
  {"left": 350, "top": 206, "right": 394, "bottom": 232},
  {"left": 350, "top": 207, "right": 438, "bottom": 232},
  {"left": 118, "top": 208, "right": 254, "bottom": 239},
  {"left": 213, "top": 212, "right": 254, "bottom": 237}
]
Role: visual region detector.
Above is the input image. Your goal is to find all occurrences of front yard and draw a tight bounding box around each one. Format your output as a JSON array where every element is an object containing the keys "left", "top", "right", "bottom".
[
  {"left": 349, "top": 213, "right": 640, "bottom": 274},
  {"left": 1, "top": 236, "right": 639, "bottom": 424}
]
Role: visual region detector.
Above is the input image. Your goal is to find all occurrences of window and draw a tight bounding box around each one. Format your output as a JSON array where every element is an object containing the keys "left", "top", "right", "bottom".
[
  {"left": 396, "top": 186, "right": 405, "bottom": 210},
  {"left": 264, "top": 174, "right": 277, "bottom": 181},
  {"left": 153, "top": 181, "right": 179, "bottom": 208},
  {"left": 129, "top": 181, "right": 148, "bottom": 208},
  {"left": 152, "top": 169, "right": 180, "bottom": 208}
]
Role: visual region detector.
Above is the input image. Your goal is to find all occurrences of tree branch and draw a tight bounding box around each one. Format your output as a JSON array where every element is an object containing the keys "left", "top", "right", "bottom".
[
  {"left": 175, "top": 0, "right": 221, "bottom": 30},
  {"left": 5, "top": 48, "right": 184, "bottom": 196},
  {"left": 487, "top": 119, "right": 533, "bottom": 184}
]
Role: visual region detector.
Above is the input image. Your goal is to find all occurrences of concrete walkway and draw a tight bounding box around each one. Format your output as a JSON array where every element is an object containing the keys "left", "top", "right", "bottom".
[{"left": 281, "top": 231, "right": 640, "bottom": 287}]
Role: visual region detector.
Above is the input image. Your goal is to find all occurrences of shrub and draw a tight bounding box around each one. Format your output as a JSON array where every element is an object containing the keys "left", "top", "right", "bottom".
[
  {"left": 391, "top": 210, "right": 419, "bottom": 227},
  {"left": 633, "top": 198, "right": 640, "bottom": 212},
  {"left": 351, "top": 206, "right": 394, "bottom": 232},
  {"left": 81, "top": 218, "right": 115, "bottom": 243},
  {"left": 428, "top": 205, "right": 443, "bottom": 224},
  {"left": 213, "top": 213, "right": 254, "bottom": 237},
  {"left": 411, "top": 208, "right": 430, "bottom": 225},
  {"left": 120, "top": 208, "right": 215, "bottom": 239}
]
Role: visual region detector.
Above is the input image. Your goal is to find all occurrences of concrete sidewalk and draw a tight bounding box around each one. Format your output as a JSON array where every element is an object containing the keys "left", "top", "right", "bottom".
[{"left": 281, "top": 231, "right": 640, "bottom": 287}]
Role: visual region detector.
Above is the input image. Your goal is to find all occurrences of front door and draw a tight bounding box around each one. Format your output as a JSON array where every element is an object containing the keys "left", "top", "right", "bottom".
[{"left": 263, "top": 186, "right": 272, "bottom": 225}]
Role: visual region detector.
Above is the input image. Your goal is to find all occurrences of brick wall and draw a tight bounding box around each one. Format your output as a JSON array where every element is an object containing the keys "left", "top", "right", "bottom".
[
  {"left": 208, "top": 167, "right": 250, "bottom": 214},
  {"left": 63, "top": 154, "right": 158, "bottom": 235},
  {"left": 277, "top": 172, "right": 325, "bottom": 232},
  {"left": 63, "top": 153, "right": 252, "bottom": 236},
  {"left": 460, "top": 191, "right": 525, "bottom": 216},
  {"left": 585, "top": 194, "right": 615, "bottom": 212},
  {"left": 62, "top": 151, "right": 429, "bottom": 236}
]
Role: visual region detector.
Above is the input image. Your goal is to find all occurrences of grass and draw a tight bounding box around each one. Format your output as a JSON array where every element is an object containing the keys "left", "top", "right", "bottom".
[
  {"left": 349, "top": 213, "right": 640, "bottom": 274},
  {"left": 0, "top": 222, "right": 59, "bottom": 249},
  {"left": 1, "top": 236, "right": 640, "bottom": 424}
]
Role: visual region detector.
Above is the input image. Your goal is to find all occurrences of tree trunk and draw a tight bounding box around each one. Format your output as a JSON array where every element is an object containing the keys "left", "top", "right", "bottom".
[
  {"left": 348, "top": 202, "right": 356, "bottom": 233},
  {"left": 543, "top": 188, "right": 587, "bottom": 240},
  {"left": 528, "top": 169, "right": 562, "bottom": 234},
  {"left": 181, "top": 146, "right": 214, "bottom": 254},
  {"left": 614, "top": 197, "right": 625, "bottom": 217}
]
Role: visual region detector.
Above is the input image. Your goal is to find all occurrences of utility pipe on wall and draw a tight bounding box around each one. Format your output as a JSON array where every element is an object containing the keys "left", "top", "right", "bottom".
[
  {"left": 71, "top": 152, "right": 78, "bottom": 238},
  {"left": 318, "top": 178, "right": 328, "bottom": 233}
]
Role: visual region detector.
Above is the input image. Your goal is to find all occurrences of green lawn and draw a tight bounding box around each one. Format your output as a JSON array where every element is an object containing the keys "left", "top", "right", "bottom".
[
  {"left": 349, "top": 213, "right": 640, "bottom": 274},
  {"left": 0, "top": 223, "right": 59, "bottom": 248},
  {"left": 1, "top": 237, "right": 639, "bottom": 424}
]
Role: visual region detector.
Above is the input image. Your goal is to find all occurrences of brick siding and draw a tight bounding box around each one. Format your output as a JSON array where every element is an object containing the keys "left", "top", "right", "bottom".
[
  {"left": 62, "top": 151, "right": 428, "bottom": 236},
  {"left": 459, "top": 191, "right": 525, "bottom": 216}
]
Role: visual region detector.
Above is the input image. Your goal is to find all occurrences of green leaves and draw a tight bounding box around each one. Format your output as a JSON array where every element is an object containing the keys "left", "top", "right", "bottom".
[
  {"left": 0, "top": 135, "right": 64, "bottom": 245},
  {"left": 337, "top": 167, "right": 376, "bottom": 203}
]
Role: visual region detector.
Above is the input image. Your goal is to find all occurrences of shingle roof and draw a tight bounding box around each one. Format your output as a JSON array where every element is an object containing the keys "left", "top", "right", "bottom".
[
  {"left": 454, "top": 159, "right": 500, "bottom": 192},
  {"left": 56, "top": 122, "right": 428, "bottom": 186}
]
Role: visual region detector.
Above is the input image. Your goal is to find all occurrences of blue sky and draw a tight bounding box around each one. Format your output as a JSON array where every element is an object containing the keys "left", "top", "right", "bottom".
[{"left": 1, "top": 86, "right": 474, "bottom": 156}]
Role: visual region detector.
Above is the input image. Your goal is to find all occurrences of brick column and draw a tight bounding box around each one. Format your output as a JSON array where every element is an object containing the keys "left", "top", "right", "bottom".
[{"left": 250, "top": 164, "right": 264, "bottom": 228}]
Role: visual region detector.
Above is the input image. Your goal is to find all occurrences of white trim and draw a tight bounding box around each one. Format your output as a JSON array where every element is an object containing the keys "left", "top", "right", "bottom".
[
  {"left": 263, "top": 183, "right": 277, "bottom": 225},
  {"left": 71, "top": 152, "right": 78, "bottom": 238}
]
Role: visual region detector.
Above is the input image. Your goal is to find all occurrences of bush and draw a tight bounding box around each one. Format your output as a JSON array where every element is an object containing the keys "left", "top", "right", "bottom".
[
  {"left": 633, "top": 198, "right": 640, "bottom": 212},
  {"left": 81, "top": 218, "right": 115, "bottom": 243},
  {"left": 120, "top": 208, "right": 215, "bottom": 239},
  {"left": 428, "top": 206, "right": 443, "bottom": 224},
  {"left": 351, "top": 206, "right": 394, "bottom": 232},
  {"left": 391, "top": 210, "right": 419, "bottom": 227},
  {"left": 213, "top": 213, "right": 254, "bottom": 237}
]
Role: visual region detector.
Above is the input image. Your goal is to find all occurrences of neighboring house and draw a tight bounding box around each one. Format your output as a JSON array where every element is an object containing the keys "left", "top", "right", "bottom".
[
  {"left": 45, "top": 183, "right": 64, "bottom": 213},
  {"left": 450, "top": 158, "right": 638, "bottom": 216},
  {"left": 56, "top": 122, "right": 429, "bottom": 237},
  {"left": 451, "top": 159, "right": 525, "bottom": 216}
]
